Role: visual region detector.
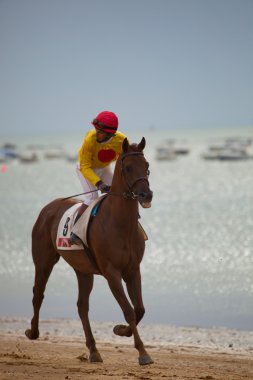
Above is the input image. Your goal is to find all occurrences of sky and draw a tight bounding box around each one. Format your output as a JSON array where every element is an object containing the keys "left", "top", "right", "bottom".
[{"left": 0, "top": 0, "right": 253, "bottom": 136}]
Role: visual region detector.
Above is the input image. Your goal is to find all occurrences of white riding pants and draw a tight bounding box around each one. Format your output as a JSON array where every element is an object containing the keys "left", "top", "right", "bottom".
[{"left": 76, "top": 162, "right": 113, "bottom": 205}]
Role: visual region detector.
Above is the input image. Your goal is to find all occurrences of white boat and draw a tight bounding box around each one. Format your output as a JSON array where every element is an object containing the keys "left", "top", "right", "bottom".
[
  {"left": 202, "top": 148, "right": 251, "bottom": 161},
  {"left": 173, "top": 147, "right": 190, "bottom": 155},
  {"left": 165, "top": 139, "right": 190, "bottom": 156},
  {"left": 44, "top": 149, "right": 65, "bottom": 159},
  {"left": 19, "top": 151, "right": 38, "bottom": 163},
  {"left": 155, "top": 147, "right": 176, "bottom": 161},
  {"left": 218, "top": 149, "right": 251, "bottom": 161}
]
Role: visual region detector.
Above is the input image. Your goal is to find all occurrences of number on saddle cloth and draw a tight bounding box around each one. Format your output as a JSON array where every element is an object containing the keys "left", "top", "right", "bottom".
[{"left": 63, "top": 217, "right": 70, "bottom": 236}]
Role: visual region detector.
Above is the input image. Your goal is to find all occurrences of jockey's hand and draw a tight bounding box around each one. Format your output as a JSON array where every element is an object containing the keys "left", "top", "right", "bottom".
[{"left": 96, "top": 180, "right": 110, "bottom": 193}]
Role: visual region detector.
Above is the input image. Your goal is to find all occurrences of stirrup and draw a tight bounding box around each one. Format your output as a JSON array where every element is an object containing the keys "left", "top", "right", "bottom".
[{"left": 69, "top": 232, "right": 83, "bottom": 246}]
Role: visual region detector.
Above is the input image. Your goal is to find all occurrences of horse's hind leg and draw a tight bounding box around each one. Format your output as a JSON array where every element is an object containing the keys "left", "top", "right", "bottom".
[
  {"left": 25, "top": 249, "right": 59, "bottom": 340},
  {"left": 75, "top": 270, "right": 102, "bottom": 362}
]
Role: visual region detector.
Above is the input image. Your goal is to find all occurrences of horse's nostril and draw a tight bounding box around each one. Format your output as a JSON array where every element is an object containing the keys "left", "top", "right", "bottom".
[{"left": 139, "top": 191, "right": 153, "bottom": 200}]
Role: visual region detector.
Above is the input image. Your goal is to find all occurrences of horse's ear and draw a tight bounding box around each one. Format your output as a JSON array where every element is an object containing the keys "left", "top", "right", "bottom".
[
  {"left": 122, "top": 138, "right": 129, "bottom": 153},
  {"left": 138, "top": 137, "right": 146, "bottom": 151}
]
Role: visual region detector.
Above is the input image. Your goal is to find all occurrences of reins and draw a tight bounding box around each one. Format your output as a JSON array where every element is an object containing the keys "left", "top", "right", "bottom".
[
  {"left": 63, "top": 189, "right": 143, "bottom": 201},
  {"left": 62, "top": 189, "right": 102, "bottom": 200},
  {"left": 63, "top": 151, "right": 150, "bottom": 201}
]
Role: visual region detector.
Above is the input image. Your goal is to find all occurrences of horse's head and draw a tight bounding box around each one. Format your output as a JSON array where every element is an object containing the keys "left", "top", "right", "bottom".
[{"left": 117, "top": 137, "right": 153, "bottom": 208}]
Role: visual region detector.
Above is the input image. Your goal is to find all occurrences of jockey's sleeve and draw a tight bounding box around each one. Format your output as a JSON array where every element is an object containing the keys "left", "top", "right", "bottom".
[{"left": 78, "top": 135, "right": 101, "bottom": 186}]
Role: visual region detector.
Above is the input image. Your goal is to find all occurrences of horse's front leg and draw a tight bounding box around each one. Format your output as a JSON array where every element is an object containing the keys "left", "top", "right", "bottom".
[
  {"left": 75, "top": 270, "right": 102, "bottom": 362},
  {"left": 113, "top": 268, "right": 145, "bottom": 338},
  {"left": 105, "top": 268, "right": 153, "bottom": 365}
]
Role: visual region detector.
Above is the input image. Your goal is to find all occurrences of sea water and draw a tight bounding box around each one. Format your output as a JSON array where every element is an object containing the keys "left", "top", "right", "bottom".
[{"left": 0, "top": 126, "right": 253, "bottom": 330}]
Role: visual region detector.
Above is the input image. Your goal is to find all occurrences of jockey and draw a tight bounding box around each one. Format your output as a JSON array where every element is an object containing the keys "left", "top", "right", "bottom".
[{"left": 70, "top": 110, "right": 126, "bottom": 245}]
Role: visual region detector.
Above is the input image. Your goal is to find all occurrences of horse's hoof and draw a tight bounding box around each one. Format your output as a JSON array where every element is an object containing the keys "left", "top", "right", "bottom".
[
  {"left": 25, "top": 329, "right": 39, "bottom": 340},
  {"left": 113, "top": 324, "right": 132, "bottom": 337},
  {"left": 89, "top": 351, "right": 103, "bottom": 363},
  {"left": 139, "top": 354, "right": 154, "bottom": 365}
]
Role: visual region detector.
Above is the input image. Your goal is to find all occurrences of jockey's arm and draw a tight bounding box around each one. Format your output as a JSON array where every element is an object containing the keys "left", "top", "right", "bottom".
[{"left": 78, "top": 139, "right": 101, "bottom": 186}]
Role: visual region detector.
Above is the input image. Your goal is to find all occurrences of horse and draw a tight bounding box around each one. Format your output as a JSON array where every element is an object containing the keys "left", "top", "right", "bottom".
[{"left": 25, "top": 137, "right": 154, "bottom": 365}]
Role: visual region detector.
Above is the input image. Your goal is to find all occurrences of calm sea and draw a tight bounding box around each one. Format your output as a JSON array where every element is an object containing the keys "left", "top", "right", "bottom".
[{"left": 0, "top": 126, "right": 253, "bottom": 330}]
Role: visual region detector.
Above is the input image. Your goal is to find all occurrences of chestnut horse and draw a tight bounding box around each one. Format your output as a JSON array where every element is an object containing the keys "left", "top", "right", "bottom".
[{"left": 25, "top": 137, "right": 153, "bottom": 365}]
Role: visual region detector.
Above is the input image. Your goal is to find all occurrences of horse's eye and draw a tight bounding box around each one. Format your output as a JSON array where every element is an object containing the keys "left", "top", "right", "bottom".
[{"left": 125, "top": 165, "right": 132, "bottom": 173}]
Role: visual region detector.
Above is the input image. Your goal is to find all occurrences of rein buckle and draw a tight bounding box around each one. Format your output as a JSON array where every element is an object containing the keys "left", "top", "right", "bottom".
[{"left": 123, "top": 191, "right": 139, "bottom": 200}]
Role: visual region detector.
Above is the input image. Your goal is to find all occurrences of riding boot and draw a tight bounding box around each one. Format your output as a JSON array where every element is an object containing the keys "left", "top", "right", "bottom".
[
  {"left": 70, "top": 203, "right": 88, "bottom": 246},
  {"left": 74, "top": 203, "right": 88, "bottom": 224}
]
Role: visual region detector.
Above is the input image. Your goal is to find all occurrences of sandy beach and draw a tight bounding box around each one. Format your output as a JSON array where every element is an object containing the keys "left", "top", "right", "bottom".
[{"left": 0, "top": 318, "right": 252, "bottom": 380}]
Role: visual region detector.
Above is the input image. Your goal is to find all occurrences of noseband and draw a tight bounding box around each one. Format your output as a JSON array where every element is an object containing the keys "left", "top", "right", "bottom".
[{"left": 119, "top": 151, "right": 150, "bottom": 200}]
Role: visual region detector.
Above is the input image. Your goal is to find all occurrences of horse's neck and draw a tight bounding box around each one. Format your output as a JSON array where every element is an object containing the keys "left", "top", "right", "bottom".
[
  {"left": 109, "top": 170, "right": 139, "bottom": 225},
  {"left": 107, "top": 185, "right": 139, "bottom": 227}
]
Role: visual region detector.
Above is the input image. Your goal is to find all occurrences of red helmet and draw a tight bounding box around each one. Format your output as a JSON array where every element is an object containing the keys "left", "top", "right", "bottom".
[{"left": 92, "top": 111, "right": 118, "bottom": 134}]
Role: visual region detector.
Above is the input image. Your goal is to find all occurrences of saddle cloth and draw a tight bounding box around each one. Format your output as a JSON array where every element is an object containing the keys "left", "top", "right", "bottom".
[
  {"left": 56, "top": 196, "right": 106, "bottom": 250},
  {"left": 56, "top": 195, "right": 148, "bottom": 251}
]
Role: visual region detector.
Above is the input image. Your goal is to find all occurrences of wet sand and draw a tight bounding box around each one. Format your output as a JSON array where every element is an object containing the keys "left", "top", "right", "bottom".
[{"left": 1, "top": 329, "right": 252, "bottom": 379}]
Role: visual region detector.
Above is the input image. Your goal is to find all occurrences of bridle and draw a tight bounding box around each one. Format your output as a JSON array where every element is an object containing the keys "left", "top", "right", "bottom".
[
  {"left": 62, "top": 151, "right": 151, "bottom": 201},
  {"left": 109, "top": 151, "right": 150, "bottom": 200}
]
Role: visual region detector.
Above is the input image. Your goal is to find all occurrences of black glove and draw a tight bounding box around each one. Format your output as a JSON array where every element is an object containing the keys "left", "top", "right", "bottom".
[{"left": 96, "top": 180, "right": 110, "bottom": 193}]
